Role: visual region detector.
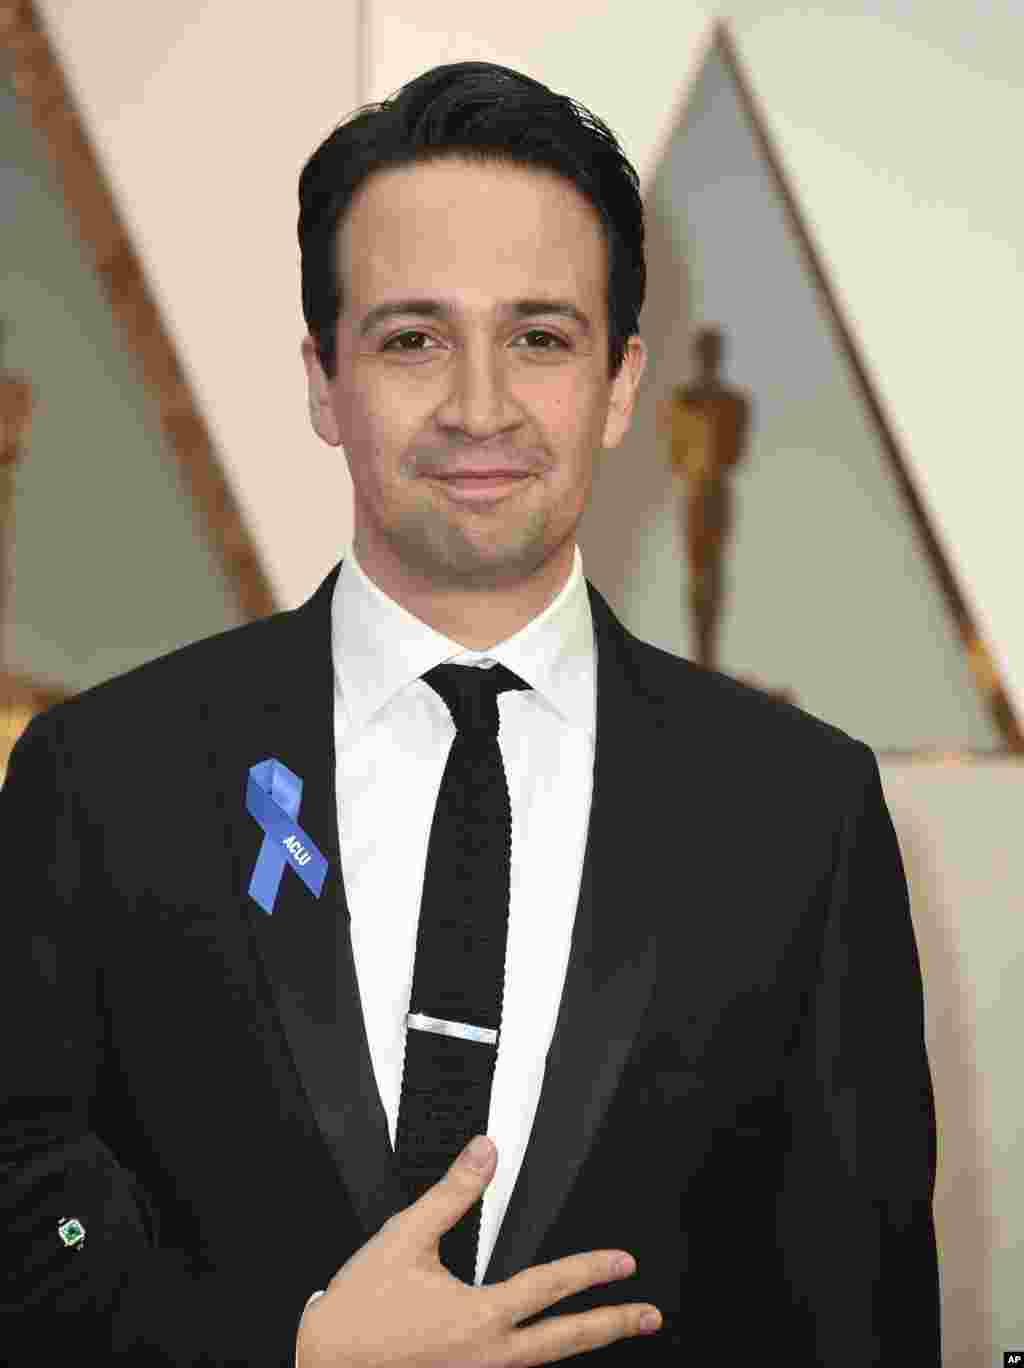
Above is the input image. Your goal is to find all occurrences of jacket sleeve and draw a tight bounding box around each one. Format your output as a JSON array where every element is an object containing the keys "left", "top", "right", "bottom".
[
  {"left": 0, "top": 711, "right": 308, "bottom": 1366},
  {"left": 773, "top": 741, "right": 942, "bottom": 1364}
]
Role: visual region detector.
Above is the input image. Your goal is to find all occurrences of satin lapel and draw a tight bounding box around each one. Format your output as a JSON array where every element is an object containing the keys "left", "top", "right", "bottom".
[
  {"left": 483, "top": 581, "right": 662, "bottom": 1285},
  {"left": 202, "top": 560, "right": 405, "bottom": 1248}
]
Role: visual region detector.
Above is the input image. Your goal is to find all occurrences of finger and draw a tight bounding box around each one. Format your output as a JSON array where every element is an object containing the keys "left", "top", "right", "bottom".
[
  {"left": 488, "top": 1248, "right": 635, "bottom": 1329},
  {"left": 505, "top": 1302, "right": 662, "bottom": 1367},
  {"left": 396, "top": 1136, "right": 496, "bottom": 1254}
]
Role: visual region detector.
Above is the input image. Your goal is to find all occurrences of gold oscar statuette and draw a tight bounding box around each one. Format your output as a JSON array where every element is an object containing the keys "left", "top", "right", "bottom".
[{"left": 657, "top": 324, "right": 795, "bottom": 706}]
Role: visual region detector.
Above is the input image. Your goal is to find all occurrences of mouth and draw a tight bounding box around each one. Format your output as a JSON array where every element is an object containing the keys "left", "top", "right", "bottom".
[{"left": 430, "top": 473, "right": 534, "bottom": 503}]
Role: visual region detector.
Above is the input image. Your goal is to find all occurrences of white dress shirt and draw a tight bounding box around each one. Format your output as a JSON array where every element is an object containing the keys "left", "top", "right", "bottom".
[{"left": 295, "top": 540, "right": 597, "bottom": 1357}]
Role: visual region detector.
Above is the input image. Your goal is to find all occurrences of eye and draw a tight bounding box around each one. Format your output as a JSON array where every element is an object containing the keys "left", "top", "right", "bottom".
[
  {"left": 379, "top": 329, "right": 570, "bottom": 352},
  {"left": 517, "top": 330, "right": 569, "bottom": 350},
  {"left": 380, "top": 331, "right": 436, "bottom": 352}
]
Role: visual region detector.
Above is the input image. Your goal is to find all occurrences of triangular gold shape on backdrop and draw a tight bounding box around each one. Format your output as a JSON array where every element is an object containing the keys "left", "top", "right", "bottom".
[
  {"left": 631, "top": 19, "right": 1020, "bottom": 755},
  {"left": 1, "top": 2, "right": 277, "bottom": 773}
]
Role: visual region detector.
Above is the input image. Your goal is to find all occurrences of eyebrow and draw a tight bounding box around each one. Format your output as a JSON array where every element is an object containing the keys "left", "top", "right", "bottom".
[{"left": 358, "top": 297, "right": 593, "bottom": 338}]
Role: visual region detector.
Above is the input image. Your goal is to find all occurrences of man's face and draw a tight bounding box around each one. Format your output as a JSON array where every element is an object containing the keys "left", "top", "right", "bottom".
[{"left": 301, "top": 155, "right": 646, "bottom": 606}]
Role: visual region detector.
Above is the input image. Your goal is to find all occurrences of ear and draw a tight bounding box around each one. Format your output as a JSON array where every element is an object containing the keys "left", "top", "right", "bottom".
[
  {"left": 300, "top": 336, "right": 342, "bottom": 447},
  {"left": 602, "top": 336, "right": 648, "bottom": 450}
]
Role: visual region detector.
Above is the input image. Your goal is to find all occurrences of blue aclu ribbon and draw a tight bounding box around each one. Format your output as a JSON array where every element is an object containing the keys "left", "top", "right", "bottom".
[{"left": 246, "top": 758, "right": 328, "bottom": 914}]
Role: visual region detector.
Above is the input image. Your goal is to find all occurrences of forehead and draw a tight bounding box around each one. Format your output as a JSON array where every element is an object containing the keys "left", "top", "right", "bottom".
[{"left": 337, "top": 157, "right": 607, "bottom": 310}]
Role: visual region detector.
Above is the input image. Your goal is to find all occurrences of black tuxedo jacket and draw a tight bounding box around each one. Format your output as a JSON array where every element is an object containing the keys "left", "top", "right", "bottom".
[{"left": 1, "top": 559, "right": 940, "bottom": 1364}]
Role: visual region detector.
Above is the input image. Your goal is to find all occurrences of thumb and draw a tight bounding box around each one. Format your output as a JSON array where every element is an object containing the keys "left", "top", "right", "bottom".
[
  {"left": 399, "top": 1136, "right": 496, "bottom": 1251},
  {"left": 459, "top": 1135, "right": 495, "bottom": 1176},
  {"left": 437, "top": 1135, "right": 496, "bottom": 1224}
]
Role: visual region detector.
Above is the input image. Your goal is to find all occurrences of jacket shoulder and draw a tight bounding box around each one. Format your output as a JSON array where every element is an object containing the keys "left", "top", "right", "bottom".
[
  {"left": 627, "top": 630, "right": 871, "bottom": 766},
  {"left": 27, "top": 609, "right": 294, "bottom": 736}
]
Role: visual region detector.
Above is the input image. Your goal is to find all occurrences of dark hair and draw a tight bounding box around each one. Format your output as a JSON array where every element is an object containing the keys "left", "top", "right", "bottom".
[{"left": 298, "top": 61, "right": 645, "bottom": 384}]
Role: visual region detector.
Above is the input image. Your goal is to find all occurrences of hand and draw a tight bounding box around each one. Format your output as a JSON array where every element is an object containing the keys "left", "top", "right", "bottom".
[{"left": 296, "top": 1135, "right": 662, "bottom": 1366}]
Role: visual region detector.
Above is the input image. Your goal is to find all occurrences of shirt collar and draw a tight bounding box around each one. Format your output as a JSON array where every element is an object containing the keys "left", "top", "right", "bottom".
[{"left": 331, "top": 542, "right": 596, "bottom": 741}]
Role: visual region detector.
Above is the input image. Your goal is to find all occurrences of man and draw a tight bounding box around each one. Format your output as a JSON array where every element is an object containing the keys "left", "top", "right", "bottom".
[{"left": 1, "top": 62, "right": 940, "bottom": 1365}]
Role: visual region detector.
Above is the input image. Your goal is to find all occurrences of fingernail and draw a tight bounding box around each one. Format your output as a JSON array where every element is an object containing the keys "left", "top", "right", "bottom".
[{"left": 465, "top": 1136, "right": 492, "bottom": 1170}]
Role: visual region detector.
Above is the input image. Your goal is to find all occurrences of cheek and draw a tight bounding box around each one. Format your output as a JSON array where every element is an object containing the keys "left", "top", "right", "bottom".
[
  {"left": 552, "top": 377, "right": 608, "bottom": 441},
  {"left": 362, "top": 389, "right": 429, "bottom": 459},
  {"left": 345, "top": 403, "right": 413, "bottom": 485}
]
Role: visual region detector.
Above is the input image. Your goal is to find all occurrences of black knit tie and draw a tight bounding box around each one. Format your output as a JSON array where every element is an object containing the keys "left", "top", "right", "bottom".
[{"left": 394, "top": 661, "right": 531, "bottom": 1284}]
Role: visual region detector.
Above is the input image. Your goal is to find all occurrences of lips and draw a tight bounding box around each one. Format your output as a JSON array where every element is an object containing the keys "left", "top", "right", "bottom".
[
  {"left": 435, "top": 471, "right": 529, "bottom": 479},
  {"left": 431, "top": 471, "right": 533, "bottom": 503}
]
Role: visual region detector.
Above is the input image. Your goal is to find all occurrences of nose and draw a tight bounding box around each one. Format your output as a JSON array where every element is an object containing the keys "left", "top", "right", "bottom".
[{"left": 434, "top": 341, "right": 521, "bottom": 440}]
